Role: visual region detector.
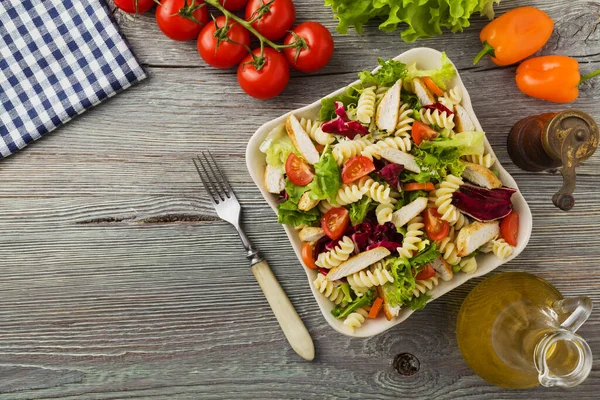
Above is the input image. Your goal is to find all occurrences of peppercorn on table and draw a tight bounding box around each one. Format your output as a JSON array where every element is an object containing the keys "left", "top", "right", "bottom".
[{"left": 0, "top": 0, "right": 599, "bottom": 399}]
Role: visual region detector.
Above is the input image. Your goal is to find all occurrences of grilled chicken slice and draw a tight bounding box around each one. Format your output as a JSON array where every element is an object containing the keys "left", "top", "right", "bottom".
[
  {"left": 264, "top": 164, "right": 285, "bottom": 194},
  {"left": 413, "top": 78, "right": 436, "bottom": 106},
  {"left": 431, "top": 257, "right": 453, "bottom": 281},
  {"left": 376, "top": 79, "right": 402, "bottom": 132},
  {"left": 378, "top": 285, "right": 401, "bottom": 321},
  {"left": 286, "top": 114, "right": 320, "bottom": 165},
  {"left": 462, "top": 162, "right": 502, "bottom": 189},
  {"left": 298, "top": 191, "right": 319, "bottom": 211},
  {"left": 298, "top": 227, "right": 326, "bottom": 243},
  {"left": 327, "top": 247, "right": 391, "bottom": 281},
  {"left": 453, "top": 104, "right": 476, "bottom": 133},
  {"left": 456, "top": 221, "right": 500, "bottom": 257},
  {"left": 378, "top": 147, "right": 421, "bottom": 173},
  {"left": 392, "top": 197, "right": 428, "bottom": 228}
]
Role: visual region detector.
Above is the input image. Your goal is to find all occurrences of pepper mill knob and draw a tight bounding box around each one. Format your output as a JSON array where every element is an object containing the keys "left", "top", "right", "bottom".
[{"left": 507, "top": 110, "right": 599, "bottom": 211}]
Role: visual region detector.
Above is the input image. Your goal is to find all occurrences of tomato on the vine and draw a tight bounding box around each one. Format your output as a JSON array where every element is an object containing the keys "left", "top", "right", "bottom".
[
  {"left": 115, "top": 0, "right": 155, "bottom": 13},
  {"left": 245, "top": 0, "right": 295, "bottom": 41},
  {"left": 156, "top": 0, "right": 209, "bottom": 41},
  {"left": 198, "top": 16, "right": 251, "bottom": 69},
  {"left": 219, "top": 0, "right": 248, "bottom": 11},
  {"left": 283, "top": 22, "right": 334, "bottom": 73},
  {"left": 237, "top": 48, "right": 290, "bottom": 100}
]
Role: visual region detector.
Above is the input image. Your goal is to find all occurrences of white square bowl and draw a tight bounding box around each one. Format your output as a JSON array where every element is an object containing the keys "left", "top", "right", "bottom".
[{"left": 246, "top": 47, "right": 533, "bottom": 338}]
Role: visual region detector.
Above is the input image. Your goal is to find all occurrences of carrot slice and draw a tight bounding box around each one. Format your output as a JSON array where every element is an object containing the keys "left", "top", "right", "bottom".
[
  {"left": 404, "top": 182, "right": 435, "bottom": 192},
  {"left": 368, "top": 298, "right": 384, "bottom": 319},
  {"left": 423, "top": 77, "right": 443, "bottom": 97}
]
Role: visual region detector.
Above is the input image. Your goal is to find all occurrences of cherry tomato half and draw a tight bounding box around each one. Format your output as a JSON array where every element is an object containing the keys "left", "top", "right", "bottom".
[
  {"left": 415, "top": 264, "right": 436, "bottom": 280},
  {"left": 424, "top": 207, "right": 450, "bottom": 241},
  {"left": 285, "top": 153, "right": 314, "bottom": 186},
  {"left": 115, "top": 0, "right": 155, "bottom": 13},
  {"left": 197, "top": 16, "right": 251, "bottom": 69},
  {"left": 342, "top": 156, "right": 375, "bottom": 184},
  {"left": 321, "top": 207, "right": 350, "bottom": 240},
  {"left": 156, "top": 0, "right": 208, "bottom": 42},
  {"left": 500, "top": 211, "right": 519, "bottom": 247},
  {"left": 283, "top": 22, "right": 334, "bottom": 73},
  {"left": 412, "top": 121, "right": 439, "bottom": 146},
  {"left": 245, "top": 0, "right": 295, "bottom": 41},
  {"left": 219, "top": 0, "right": 248, "bottom": 11},
  {"left": 237, "top": 48, "right": 290, "bottom": 100},
  {"left": 301, "top": 242, "right": 317, "bottom": 270}
]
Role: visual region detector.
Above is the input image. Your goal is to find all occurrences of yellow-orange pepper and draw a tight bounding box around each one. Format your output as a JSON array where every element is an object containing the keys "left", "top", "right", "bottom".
[
  {"left": 473, "top": 7, "right": 554, "bottom": 66},
  {"left": 516, "top": 55, "right": 600, "bottom": 103}
]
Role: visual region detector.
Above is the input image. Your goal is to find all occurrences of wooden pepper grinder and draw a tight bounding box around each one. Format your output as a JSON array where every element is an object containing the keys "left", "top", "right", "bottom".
[{"left": 507, "top": 110, "right": 599, "bottom": 211}]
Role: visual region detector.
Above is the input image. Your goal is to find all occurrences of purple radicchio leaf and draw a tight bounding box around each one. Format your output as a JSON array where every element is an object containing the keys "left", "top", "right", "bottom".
[
  {"left": 423, "top": 103, "right": 453, "bottom": 115},
  {"left": 321, "top": 101, "right": 369, "bottom": 139},
  {"left": 451, "top": 184, "right": 517, "bottom": 221},
  {"left": 367, "top": 240, "right": 403, "bottom": 252},
  {"left": 377, "top": 163, "right": 405, "bottom": 191}
]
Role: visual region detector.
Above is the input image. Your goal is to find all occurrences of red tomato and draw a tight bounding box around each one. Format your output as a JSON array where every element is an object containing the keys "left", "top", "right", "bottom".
[
  {"left": 114, "top": 0, "right": 155, "bottom": 13},
  {"left": 321, "top": 207, "right": 350, "bottom": 240},
  {"left": 156, "top": 0, "right": 208, "bottom": 41},
  {"left": 412, "top": 121, "right": 439, "bottom": 145},
  {"left": 237, "top": 48, "right": 290, "bottom": 100},
  {"left": 301, "top": 243, "right": 317, "bottom": 270},
  {"left": 500, "top": 211, "right": 519, "bottom": 246},
  {"left": 219, "top": 0, "right": 248, "bottom": 11},
  {"left": 245, "top": 0, "right": 295, "bottom": 41},
  {"left": 424, "top": 207, "right": 450, "bottom": 241},
  {"left": 197, "top": 16, "right": 250, "bottom": 69},
  {"left": 341, "top": 156, "right": 375, "bottom": 184},
  {"left": 415, "top": 264, "right": 436, "bottom": 280},
  {"left": 404, "top": 182, "right": 435, "bottom": 192},
  {"left": 283, "top": 22, "right": 334, "bottom": 73},
  {"left": 285, "top": 153, "right": 314, "bottom": 186}
]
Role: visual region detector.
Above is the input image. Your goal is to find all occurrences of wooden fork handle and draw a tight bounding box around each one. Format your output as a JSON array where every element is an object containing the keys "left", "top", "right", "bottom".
[{"left": 251, "top": 260, "right": 314, "bottom": 361}]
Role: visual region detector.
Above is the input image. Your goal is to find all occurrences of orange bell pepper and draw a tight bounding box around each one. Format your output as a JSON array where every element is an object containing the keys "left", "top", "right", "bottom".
[
  {"left": 473, "top": 7, "right": 554, "bottom": 66},
  {"left": 516, "top": 55, "right": 600, "bottom": 103}
]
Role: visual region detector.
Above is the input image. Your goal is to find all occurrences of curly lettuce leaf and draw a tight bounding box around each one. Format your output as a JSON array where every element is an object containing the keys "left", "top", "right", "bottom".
[
  {"left": 405, "top": 51, "right": 455, "bottom": 90},
  {"left": 307, "top": 147, "right": 342, "bottom": 202},
  {"left": 285, "top": 178, "right": 308, "bottom": 203},
  {"left": 420, "top": 131, "right": 485, "bottom": 157},
  {"left": 358, "top": 58, "right": 407, "bottom": 87},
  {"left": 349, "top": 196, "right": 373, "bottom": 226},
  {"left": 277, "top": 199, "right": 320, "bottom": 227},
  {"left": 382, "top": 256, "right": 416, "bottom": 307},
  {"left": 260, "top": 125, "right": 299, "bottom": 173},
  {"left": 410, "top": 242, "right": 440, "bottom": 268},
  {"left": 324, "top": 0, "right": 501, "bottom": 43},
  {"left": 319, "top": 85, "right": 361, "bottom": 121},
  {"left": 407, "top": 293, "right": 431, "bottom": 310},
  {"left": 406, "top": 147, "right": 466, "bottom": 183},
  {"left": 332, "top": 289, "right": 375, "bottom": 318}
]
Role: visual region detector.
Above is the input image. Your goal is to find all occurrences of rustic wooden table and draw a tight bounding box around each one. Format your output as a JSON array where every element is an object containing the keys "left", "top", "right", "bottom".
[{"left": 1, "top": 0, "right": 599, "bottom": 398}]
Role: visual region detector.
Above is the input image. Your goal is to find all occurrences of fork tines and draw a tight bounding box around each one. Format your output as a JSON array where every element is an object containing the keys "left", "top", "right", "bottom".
[{"left": 193, "top": 151, "right": 234, "bottom": 205}]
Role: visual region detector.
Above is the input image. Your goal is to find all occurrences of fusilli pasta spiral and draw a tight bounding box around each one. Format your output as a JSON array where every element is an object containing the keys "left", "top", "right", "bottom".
[
  {"left": 313, "top": 273, "right": 347, "bottom": 305},
  {"left": 376, "top": 203, "right": 394, "bottom": 225},
  {"left": 492, "top": 239, "right": 513, "bottom": 260},
  {"left": 438, "top": 87, "right": 462, "bottom": 110},
  {"left": 333, "top": 137, "right": 372, "bottom": 165},
  {"left": 437, "top": 227, "right": 461, "bottom": 266},
  {"left": 347, "top": 264, "right": 394, "bottom": 290},
  {"left": 336, "top": 182, "right": 367, "bottom": 205},
  {"left": 318, "top": 200, "right": 334, "bottom": 214},
  {"left": 361, "top": 136, "right": 411, "bottom": 160},
  {"left": 299, "top": 117, "right": 334, "bottom": 145},
  {"left": 315, "top": 236, "right": 355, "bottom": 269},
  {"left": 397, "top": 215, "right": 425, "bottom": 259},
  {"left": 419, "top": 108, "right": 455, "bottom": 130},
  {"left": 393, "top": 104, "right": 414, "bottom": 138},
  {"left": 463, "top": 153, "right": 495, "bottom": 169},
  {"left": 356, "top": 87, "right": 376, "bottom": 124},
  {"left": 412, "top": 275, "right": 439, "bottom": 298},
  {"left": 453, "top": 212, "right": 470, "bottom": 231},
  {"left": 358, "top": 177, "right": 394, "bottom": 204},
  {"left": 375, "top": 85, "right": 389, "bottom": 100},
  {"left": 433, "top": 175, "right": 464, "bottom": 224},
  {"left": 459, "top": 257, "right": 478, "bottom": 274},
  {"left": 344, "top": 306, "right": 370, "bottom": 331}
]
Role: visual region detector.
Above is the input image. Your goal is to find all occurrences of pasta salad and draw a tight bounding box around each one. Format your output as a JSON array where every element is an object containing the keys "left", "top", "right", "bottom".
[{"left": 260, "top": 53, "right": 520, "bottom": 333}]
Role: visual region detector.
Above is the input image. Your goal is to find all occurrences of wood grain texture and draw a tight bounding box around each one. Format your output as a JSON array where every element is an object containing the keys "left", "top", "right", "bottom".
[{"left": 0, "top": 0, "right": 599, "bottom": 398}]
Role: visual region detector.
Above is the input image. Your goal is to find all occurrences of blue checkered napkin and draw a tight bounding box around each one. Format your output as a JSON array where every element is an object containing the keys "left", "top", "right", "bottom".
[{"left": 0, "top": 0, "right": 146, "bottom": 159}]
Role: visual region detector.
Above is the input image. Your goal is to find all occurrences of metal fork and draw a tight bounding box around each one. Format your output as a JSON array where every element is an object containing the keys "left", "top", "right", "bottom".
[{"left": 193, "top": 152, "right": 314, "bottom": 361}]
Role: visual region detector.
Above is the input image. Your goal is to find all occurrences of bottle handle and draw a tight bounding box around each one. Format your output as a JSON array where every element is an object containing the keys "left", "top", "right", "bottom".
[{"left": 552, "top": 296, "right": 593, "bottom": 333}]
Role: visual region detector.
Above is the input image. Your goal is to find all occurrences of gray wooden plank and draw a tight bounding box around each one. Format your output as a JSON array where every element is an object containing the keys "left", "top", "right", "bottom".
[{"left": 0, "top": 0, "right": 599, "bottom": 398}]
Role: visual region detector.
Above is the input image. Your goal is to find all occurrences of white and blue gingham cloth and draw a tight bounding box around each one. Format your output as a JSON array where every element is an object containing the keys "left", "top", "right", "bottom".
[{"left": 0, "top": 0, "right": 146, "bottom": 158}]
